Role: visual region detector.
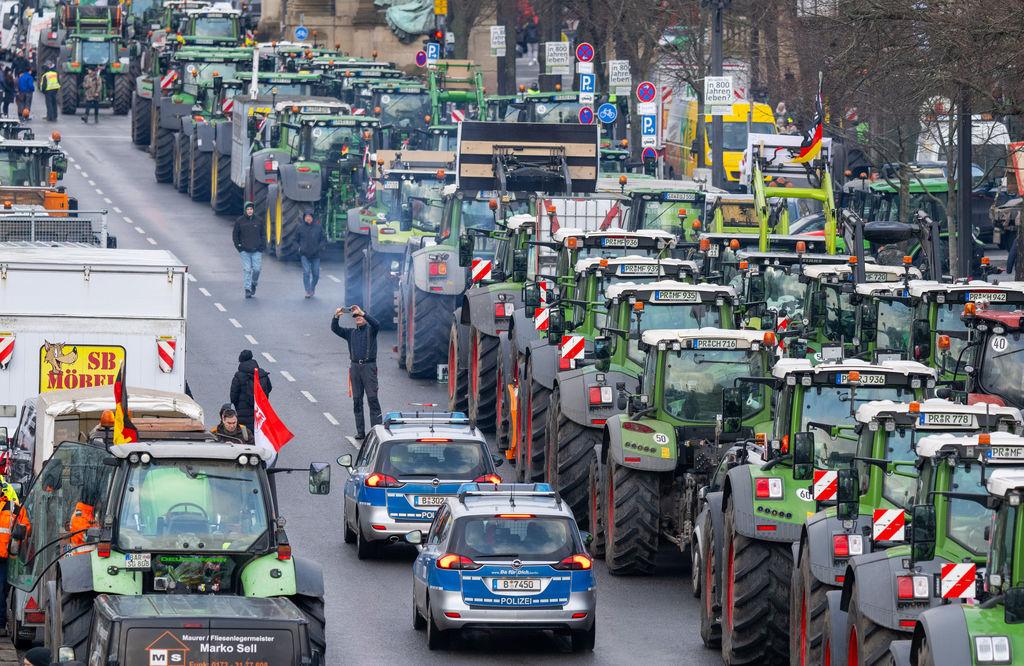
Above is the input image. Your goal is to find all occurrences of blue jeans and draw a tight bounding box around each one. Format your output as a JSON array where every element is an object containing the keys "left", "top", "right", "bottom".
[
  {"left": 240, "top": 251, "right": 262, "bottom": 292},
  {"left": 301, "top": 255, "right": 320, "bottom": 294}
]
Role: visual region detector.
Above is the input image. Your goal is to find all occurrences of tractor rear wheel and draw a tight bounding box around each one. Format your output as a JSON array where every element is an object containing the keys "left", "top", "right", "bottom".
[
  {"left": 405, "top": 289, "right": 452, "bottom": 378},
  {"left": 274, "top": 196, "right": 303, "bottom": 260},
  {"left": 467, "top": 327, "right": 499, "bottom": 431},
  {"left": 291, "top": 595, "right": 326, "bottom": 663},
  {"left": 790, "top": 538, "right": 828, "bottom": 666},
  {"left": 519, "top": 359, "right": 550, "bottom": 483},
  {"left": 586, "top": 454, "right": 605, "bottom": 558},
  {"left": 58, "top": 589, "right": 96, "bottom": 660},
  {"left": 699, "top": 510, "right": 721, "bottom": 647},
  {"left": 112, "top": 75, "right": 131, "bottom": 115},
  {"left": 131, "top": 93, "right": 150, "bottom": 146},
  {"left": 603, "top": 456, "right": 658, "bottom": 575},
  {"left": 59, "top": 73, "right": 78, "bottom": 114},
  {"left": 343, "top": 230, "right": 367, "bottom": 306},
  {"left": 546, "top": 385, "right": 600, "bottom": 523},
  {"left": 848, "top": 583, "right": 903, "bottom": 666},
  {"left": 447, "top": 321, "right": 469, "bottom": 413},
  {"left": 210, "top": 152, "right": 241, "bottom": 215},
  {"left": 362, "top": 249, "right": 398, "bottom": 329},
  {"left": 173, "top": 132, "right": 189, "bottom": 193},
  {"left": 153, "top": 126, "right": 174, "bottom": 183},
  {"left": 189, "top": 142, "right": 212, "bottom": 202}
]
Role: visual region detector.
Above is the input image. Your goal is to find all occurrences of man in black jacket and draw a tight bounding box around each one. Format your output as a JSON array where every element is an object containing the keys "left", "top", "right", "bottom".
[
  {"left": 230, "top": 350, "right": 272, "bottom": 431},
  {"left": 233, "top": 201, "right": 265, "bottom": 298},
  {"left": 298, "top": 210, "right": 326, "bottom": 298},
  {"left": 331, "top": 306, "right": 381, "bottom": 439}
]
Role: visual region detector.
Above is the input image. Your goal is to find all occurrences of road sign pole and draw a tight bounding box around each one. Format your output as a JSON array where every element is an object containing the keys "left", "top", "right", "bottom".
[{"left": 711, "top": 0, "right": 726, "bottom": 189}]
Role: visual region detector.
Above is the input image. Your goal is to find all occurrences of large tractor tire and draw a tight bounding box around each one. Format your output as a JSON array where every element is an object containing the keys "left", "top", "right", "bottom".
[
  {"left": 57, "top": 589, "right": 96, "bottom": 660},
  {"left": 405, "top": 289, "right": 451, "bottom": 378},
  {"left": 603, "top": 456, "right": 659, "bottom": 575},
  {"left": 447, "top": 321, "right": 469, "bottom": 413},
  {"left": 36, "top": 45, "right": 59, "bottom": 73},
  {"left": 291, "top": 594, "right": 326, "bottom": 663},
  {"left": 790, "top": 540, "right": 828, "bottom": 666},
  {"left": 586, "top": 454, "right": 605, "bottom": 558},
  {"left": 173, "top": 132, "right": 189, "bottom": 193},
  {"left": 518, "top": 359, "right": 550, "bottom": 483},
  {"left": 153, "top": 126, "right": 175, "bottom": 183},
  {"left": 59, "top": 73, "right": 78, "bottom": 115},
  {"left": 274, "top": 195, "right": 303, "bottom": 260},
  {"left": 343, "top": 230, "right": 368, "bottom": 306},
  {"left": 495, "top": 356, "right": 512, "bottom": 452},
  {"left": 467, "top": 327, "right": 499, "bottom": 431},
  {"left": 131, "top": 92, "right": 150, "bottom": 146},
  {"left": 720, "top": 500, "right": 791, "bottom": 664},
  {"left": 362, "top": 249, "right": 397, "bottom": 329},
  {"left": 210, "top": 151, "right": 242, "bottom": 216},
  {"left": 189, "top": 139, "right": 212, "bottom": 202},
  {"left": 699, "top": 511, "right": 721, "bottom": 648},
  {"left": 545, "top": 385, "right": 600, "bottom": 523},
  {"left": 112, "top": 75, "right": 131, "bottom": 115},
  {"left": 847, "top": 583, "right": 903, "bottom": 666},
  {"left": 251, "top": 181, "right": 270, "bottom": 237}
]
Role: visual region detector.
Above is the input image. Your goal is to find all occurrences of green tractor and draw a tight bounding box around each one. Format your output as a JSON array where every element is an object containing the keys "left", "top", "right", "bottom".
[
  {"left": 621, "top": 180, "right": 716, "bottom": 243},
  {"left": 693, "top": 232, "right": 834, "bottom": 284},
  {"left": 730, "top": 249, "right": 849, "bottom": 330},
  {"left": 822, "top": 432, "right": 1024, "bottom": 665},
  {"left": 790, "top": 398, "right": 1023, "bottom": 666},
  {"left": 963, "top": 304, "right": 1024, "bottom": 409},
  {"left": 367, "top": 81, "right": 433, "bottom": 150},
  {"left": 38, "top": 0, "right": 123, "bottom": 70},
  {"left": 58, "top": 34, "right": 133, "bottom": 115},
  {"left": 904, "top": 467, "right": 1024, "bottom": 666},
  {"left": 7, "top": 436, "right": 332, "bottom": 661},
  {"left": 698, "top": 357, "right": 935, "bottom": 663},
  {"left": 175, "top": 6, "right": 245, "bottom": 47}
]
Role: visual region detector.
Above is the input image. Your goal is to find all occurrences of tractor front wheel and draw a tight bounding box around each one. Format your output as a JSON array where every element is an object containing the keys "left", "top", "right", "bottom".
[
  {"left": 343, "top": 230, "right": 368, "bottom": 306},
  {"left": 112, "top": 75, "right": 131, "bottom": 115},
  {"left": 603, "top": 456, "right": 659, "bottom": 575},
  {"left": 153, "top": 126, "right": 174, "bottom": 183},
  {"left": 58, "top": 589, "right": 96, "bottom": 660},
  {"left": 274, "top": 195, "right": 303, "bottom": 260},
  {"left": 131, "top": 92, "right": 150, "bottom": 146},
  {"left": 405, "top": 289, "right": 452, "bottom": 378},
  {"left": 467, "top": 327, "right": 499, "bottom": 431},
  {"left": 59, "top": 73, "right": 78, "bottom": 114}
]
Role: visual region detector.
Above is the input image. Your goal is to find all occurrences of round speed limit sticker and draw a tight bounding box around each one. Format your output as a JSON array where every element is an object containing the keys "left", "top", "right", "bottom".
[
  {"left": 992, "top": 335, "right": 1009, "bottom": 352},
  {"left": 311, "top": 127, "right": 323, "bottom": 138}
]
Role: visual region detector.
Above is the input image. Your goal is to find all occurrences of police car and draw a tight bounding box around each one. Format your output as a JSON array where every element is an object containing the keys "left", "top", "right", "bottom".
[
  {"left": 407, "top": 483, "right": 596, "bottom": 651},
  {"left": 338, "top": 411, "right": 501, "bottom": 559}
]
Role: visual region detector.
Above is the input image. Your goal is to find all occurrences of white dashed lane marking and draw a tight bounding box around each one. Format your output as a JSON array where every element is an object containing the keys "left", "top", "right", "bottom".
[
  {"left": 214, "top": 302, "right": 226, "bottom": 312},
  {"left": 228, "top": 318, "right": 242, "bottom": 328},
  {"left": 280, "top": 371, "right": 295, "bottom": 382},
  {"left": 261, "top": 352, "right": 277, "bottom": 363},
  {"left": 327, "top": 275, "right": 341, "bottom": 283},
  {"left": 323, "top": 412, "right": 339, "bottom": 426},
  {"left": 199, "top": 287, "right": 211, "bottom": 297},
  {"left": 186, "top": 274, "right": 196, "bottom": 283},
  {"left": 146, "top": 237, "right": 157, "bottom": 245},
  {"left": 134, "top": 227, "right": 145, "bottom": 234},
  {"left": 244, "top": 334, "right": 258, "bottom": 345},
  {"left": 301, "top": 391, "right": 317, "bottom": 403}
]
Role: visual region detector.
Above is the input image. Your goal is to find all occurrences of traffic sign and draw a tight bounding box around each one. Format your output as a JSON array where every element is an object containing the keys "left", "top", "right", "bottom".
[
  {"left": 575, "top": 42, "right": 594, "bottom": 63},
  {"left": 704, "top": 76, "right": 733, "bottom": 115},
  {"left": 641, "top": 147, "right": 657, "bottom": 160},
  {"left": 608, "top": 60, "right": 631, "bottom": 95},
  {"left": 578, "top": 106, "right": 594, "bottom": 125},
  {"left": 640, "top": 114, "right": 656, "bottom": 136},
  {"left": 578, "top": 72, "right": 595, "bottom": 105},
  {"left": 414, "top": 51, "right": 428, "bottom": 68},
  {"left": 636, "top": 81, "right": 657, "bottom": 103},
  {"left": 294, "top": 25, "right": 309, "bottom": 41},
  {"left": 426, "top": 42, "right": 441, "bottom": 64},
  {"left": 597, "top": 103, "right": 618, "bottom": 124}
]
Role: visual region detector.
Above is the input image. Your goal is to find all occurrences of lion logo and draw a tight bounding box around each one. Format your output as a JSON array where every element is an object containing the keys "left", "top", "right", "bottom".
[{"left": 42, "top": 341, "right": 78, "bottom": 374}]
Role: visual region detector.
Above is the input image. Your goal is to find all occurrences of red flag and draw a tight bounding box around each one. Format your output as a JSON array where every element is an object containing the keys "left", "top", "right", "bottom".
[
  {"left": 254, "top": 368, "right": 293, "bottom": 452},
  {"left": 113, "top": 364, "right": 138, "bottom": 444}
]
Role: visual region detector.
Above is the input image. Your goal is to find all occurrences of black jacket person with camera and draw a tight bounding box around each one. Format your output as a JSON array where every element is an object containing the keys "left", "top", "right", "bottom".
[{"left": 331, "top": 305, "right": 381, "bottom": 438}]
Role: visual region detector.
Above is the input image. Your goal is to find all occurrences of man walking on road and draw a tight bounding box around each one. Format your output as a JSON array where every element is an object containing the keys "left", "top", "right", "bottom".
[
  {"left": 298, "top": 209, "right": 325, "bottom": 298},
  {"left": 15, "top": 68, "right": 33, "bottom": 119},
  {"left": 230, "top": 350, "right": 272, "bottom": 432},
  {"left": 331, "top": 306, "right": 381, "bottom": 439},
  {"left": 41, "top": 63, "right": 59, "bottom": 121},
  {"left": 82, "top": 67, "right": 101, "bottom": 123},
  {"left": 233, "top": 201, "right": 264, "bottom": 298}
]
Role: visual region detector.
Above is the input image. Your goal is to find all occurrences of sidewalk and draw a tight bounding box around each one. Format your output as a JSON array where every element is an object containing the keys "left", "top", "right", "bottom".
[{"left": 0, "top": 637, "right": 17, "bottom": 665}]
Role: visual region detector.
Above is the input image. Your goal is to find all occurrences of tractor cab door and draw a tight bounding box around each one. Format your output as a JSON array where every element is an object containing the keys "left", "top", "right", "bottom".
[{"left": 8, "top": 440, "right": 116, "bottom": 593}]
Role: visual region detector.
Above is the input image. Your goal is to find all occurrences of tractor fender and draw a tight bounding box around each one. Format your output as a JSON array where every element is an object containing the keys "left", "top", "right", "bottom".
[
  {"left": 179, "top": 117, "right": 194, "bottom": 136},
  {"left": 556, "top": 366, "right": 637, "bottom": 430},
  {"left": 801, "top": 510, "right": 856, "bottom": 588},
  {"left": 410, "top": 243, "right": 466, "bottom": 296},
  {"left": 525, "top": 339, "right": 557, "bottom": 390},
  {"left": 158, "top": 95, "right": 190, "bottom": 130},
  {"left": 292, "top": 556, "right": 325, "bottom": 597},
  {"left": 702, "top": 490, "right": 727, "bottom": 597},
  {"left": 278, "top": 164, "right": 321, "bottom": 202},
  {"left": 602, "top": 413, "right": 676, "bottom": 472},
  {"left": 723, "top": 464, "right": 806, "bottom": 543},
  {"left": 463, "top": 284, "right": 521, "bottom": 337},
  {"left": 840, "top": 550, "right": 941, "bottom": 631},
  {"left": 508, "top": 306, "right": 541, "bottom": 358},
  {"left": 887, "top": 640, "right": 912, "bottom": 666},
  {"left": 250, "top": 149, "right": 290, "bottom": 185},
  {"left": 214, "top": 121, "right": 233, "bottom": 156},
  {"left": 497, "top": 331, "right": 515, "bottom": 395},
  {"left": 453, "top": 309, "right": 470, "bottom": 370},
  {"left": 910, "top": 604, "right": 971, "bottom": 666},
  {"left": 55, "top": 552, "right": 94, "bottom": 594},
  {"left": 822, "top": 589, "right": 849, "bottom": 666},
  {"left": 347, "top": 206, "right": 370, "bottom": 235},
  {"left": 194, "top": 121, "right": 216, "bottom": 152}
]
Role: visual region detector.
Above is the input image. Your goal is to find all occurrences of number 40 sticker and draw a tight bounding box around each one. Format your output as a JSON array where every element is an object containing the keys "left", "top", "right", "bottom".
[{"left": 992, "top": 335, "right": 1009, "bottom": 352}]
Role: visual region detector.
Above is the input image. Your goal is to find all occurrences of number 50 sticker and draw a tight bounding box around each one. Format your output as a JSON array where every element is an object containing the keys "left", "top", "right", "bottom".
[
  {"left": 992, "top": 335, "right": 1009, "bottom": 352},
  {"left": 653, "top": 433, "right": 669, "bottom": 444}
]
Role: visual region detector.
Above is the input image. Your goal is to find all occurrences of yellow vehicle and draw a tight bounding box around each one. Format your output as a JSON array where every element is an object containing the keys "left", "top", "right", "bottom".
[{"left": 664, "top": 100, "right": 776, "bottom": 186}]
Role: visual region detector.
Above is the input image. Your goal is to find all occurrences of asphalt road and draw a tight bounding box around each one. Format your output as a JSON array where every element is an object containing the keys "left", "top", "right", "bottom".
[{"left": 42, "top": 102, "right": 718, "bottom": 665}]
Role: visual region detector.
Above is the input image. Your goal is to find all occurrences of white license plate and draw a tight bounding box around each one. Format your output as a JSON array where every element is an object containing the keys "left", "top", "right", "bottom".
[
  {"left": 602, "top": 237, "right": 639, "bottom": 247},
  {"left": 124, "top": 553, "right": 151, "bottom": 570},
  {"left": 492, "top": 578, "right": 541, "bottom": 592},
  {"left": 654, "top": 290, "right": 701, "bottom": 303},
  {"left": 618, "top": 264, "right": 660, "bottom": 275},
  {"left": 969, "top": 291, "right": 1008, "bottom": 302},
  {"left": 706, "top": 244, "right": 719, "bottom": 257},
  {"left": 695, "top": 338, "right": 737, "bottom": 350},
  {"left": 989, "top": 446, "right": 1024, "bottom": 459},
  {"left": 920, "top": 413, "right": 974, "bottom": 427},
  {"left": 415, "top": 495, "right": 447, "bottom": 507},
  {"left": 865, "top": 272, "right": 890, "bottom": 282},
  {"left": 839, "top": 373, "right": 885, "bottom": 385}
]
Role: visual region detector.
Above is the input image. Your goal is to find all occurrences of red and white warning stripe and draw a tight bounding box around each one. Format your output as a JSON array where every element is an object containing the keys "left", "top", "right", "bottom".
[
  {"left": 451, "top": 109, "right": 465, "bottom": 123},
  {"left": 353, "top": 107, "right": 366, "bottom": 116},
  {"left": 940, "top": 563, "right": 977, "bottom": 599},
  {"left": 872, "top": 509, "right": 905, "bottom": 541},
  {"left": 560, "top": 335, "right": 585, "bottom": 362},
  {"left": 812, "top": 470, "right": 837, "bottom": 501},
  {"left": 538, "top": 280, "right": 550, "bottom": 304},
  {"left": 534, "top": 307, "right": 549, "bottom": 331},
  {"left": 0, "top": 334, "right": 13, "bottom": 369},
  {"left": 471, "top": 258, "right": 492, "bottom": 282},
  {"left": 365, "top": 180, "right": 376, "bottom": 203},
  {"left": 256, "top": 115, "right": 268, "bottom": 133},
  {"left": 157, "top": 337, "right": 176, "bottom": 373},
  {"left": 160, "top": 70, "right": 179, "bottom": 91},
  {"left": 221, "top": 98, "right": 234, "bottom": 114}
]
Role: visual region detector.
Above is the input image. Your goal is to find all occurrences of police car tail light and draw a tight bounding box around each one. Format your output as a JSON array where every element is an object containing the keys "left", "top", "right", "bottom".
[
  {"left": 474, "top": 473, "right": 502, "bottom": 485},
  {"left": 755, "top": 477, "right": 783, "bottom": 499},
  {"left": 365, "top": 472, "right": 401, "bottom": 488},
  {"left": 588, "top": 386, "right": 613, "bottom": 405},
  {"left": 554, "top": 554, "right": 592, "bottom": 570},
  {"left": 437, "top": 553, "right": 480, "bottom": 570},
  {"left": 896, "top": 575, "right": 929, "bottom": 600},
  {"left": 976, "top": 636, "right": 1011, "bottom": 663},
  {"left": 428, "top": 261, "right": 447, "bottom": 277},
  {"left": 832, "top": 534, "right": 863, "bottom": 558}
]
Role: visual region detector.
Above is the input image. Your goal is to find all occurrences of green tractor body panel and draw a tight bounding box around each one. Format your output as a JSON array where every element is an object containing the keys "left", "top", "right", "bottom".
[
  {"left": 90, "top": 550, "right": 144, "bottom": 595},
  {"left": 241, "top": 553, "right": 298, "bottom": 597}
]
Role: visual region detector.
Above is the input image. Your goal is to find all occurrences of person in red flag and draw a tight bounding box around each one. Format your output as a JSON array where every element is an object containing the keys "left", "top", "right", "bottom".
[
  {"left": 113, "top": 364, "right": 138, "bottom": 445},
  {"left": 253, "top": 367, "right": 293, "bottom": 465},
  {"left": 792, "top": 72, "right": 824, "bottom": 164}
]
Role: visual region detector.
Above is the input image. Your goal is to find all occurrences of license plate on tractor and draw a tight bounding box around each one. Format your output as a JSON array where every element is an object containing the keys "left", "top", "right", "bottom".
[
  {"left": 492, "top": 578, "right": 541, "bottom": 592},
  {"left": 989, "top": 447, "right": 1024, "bottom": 460},
  {"left": 124, "top": 553, "right": 151, "bottom": 570}
]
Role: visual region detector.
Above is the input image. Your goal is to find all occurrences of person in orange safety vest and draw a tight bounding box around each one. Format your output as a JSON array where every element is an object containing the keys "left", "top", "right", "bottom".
[{"left": 68, "top": 502, "right": 97, "bottom": 548}]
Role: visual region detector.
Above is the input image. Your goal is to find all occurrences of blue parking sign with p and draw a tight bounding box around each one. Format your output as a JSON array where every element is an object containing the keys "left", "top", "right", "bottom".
[
  {"left": 579, "top": 73, "right": 595, "bottom": 94},
  {"left": 641, "top": 115, "right": 656, "bottom": 135},
  {"left": 427, "top": 42, "right": 441, "bottom": 62}
]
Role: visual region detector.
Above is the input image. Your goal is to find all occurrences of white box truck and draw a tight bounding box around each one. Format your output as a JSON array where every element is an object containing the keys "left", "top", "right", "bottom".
[{"left": 0, "top": 247, "right": 188, "bottom": 435}]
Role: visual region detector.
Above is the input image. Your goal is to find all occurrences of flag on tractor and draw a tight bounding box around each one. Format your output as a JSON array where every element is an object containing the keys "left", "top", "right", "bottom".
[
  {"left": 254, "top": 368, "right": 294, "bottom": 453},
  {"left": 112, "top": 364, "right": 138, "bottom": 444},
  {"left": 792, "top": 74, "right": 824, "bottom": 164}
]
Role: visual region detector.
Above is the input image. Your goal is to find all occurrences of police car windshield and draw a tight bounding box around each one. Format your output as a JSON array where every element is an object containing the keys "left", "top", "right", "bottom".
[
  {"left": 116, "top": 460, "right": 269, "bottom": 552},
  {"left": 981, "top": 331, "right": 1024, "bottom": 408},
  {"left": 802, "top": 386, "right": 915, "bottom": 467},
  {"left": 379, "top": 441, "right": 488, "bottom": 479},
  {"left": 664, "top": 349, "right": 765, "bottom": 421},
  {"left": 452, "top": 516, "right": 576, "bottom": 561}
]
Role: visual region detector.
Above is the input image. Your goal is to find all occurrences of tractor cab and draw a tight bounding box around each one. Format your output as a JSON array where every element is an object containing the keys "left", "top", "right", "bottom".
[
  {"left": 732, "top": 249, "right": 849, "bottom": 330},
  {"left": 0, "top": 136, "right": 68, "bottom": 188},
  {"left": 694, "top": 232, "right": 833, "bottom": 284},
  {"left": 368, "top": 81, "right": 432, "bottom": 149},
  {"left": 177, "top": 7, "right": 242, "bottom": 46},
  {"left": 963, "top": 306, "right": 1024, "bottom": 409},
  {"left": 622, "top": 180, "right": 719, "bottom": 243}
]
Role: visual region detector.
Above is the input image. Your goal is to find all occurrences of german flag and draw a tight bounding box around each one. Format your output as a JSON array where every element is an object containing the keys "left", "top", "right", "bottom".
[
  {"left": 113, "top": 364, "right": 138, "bottom": 445},
  {"left": 792, "top": 74, "right": 824, "bottom": 164}
]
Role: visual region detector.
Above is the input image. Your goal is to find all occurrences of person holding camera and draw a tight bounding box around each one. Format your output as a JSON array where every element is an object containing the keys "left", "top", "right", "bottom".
[{"left": 331, "top": 305, "right": 381, "bottom": 439}]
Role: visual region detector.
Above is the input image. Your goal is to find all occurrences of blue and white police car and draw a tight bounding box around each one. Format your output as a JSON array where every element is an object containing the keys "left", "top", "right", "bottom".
[
  {"left": 338, "top": 411, "right": 502, "bottom": 559},
  {"left": 407, "top": 483, "right": 597, "bottom": 651}
]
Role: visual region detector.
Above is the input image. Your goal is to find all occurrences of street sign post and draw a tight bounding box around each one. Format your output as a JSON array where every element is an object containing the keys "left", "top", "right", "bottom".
[
  {"left": 414, "top": 50, "right": 427, "bottom": 68},
  {"left": 575, "top": 42, "right": 594, "bottom": 63},
  {"left": 608, "top": 60, "right": 631, "bottom": 96},
  {"left": 704, "top": 75, "right": 733, "bottom": 115},
  {"left": 489, "top": 25, "right": 505, "bottom": 57},
  {"left": 294, "top": 25, "right": 308, "bottom": 41},
  {"left": 545, "top": 42, "right": 571, "bottom": 75},
  {"left": 426, "top": 42, "right": 441, "bottom": 64},
  {"left": 597, "top": 103, "right": 618, "bottom": 124},
  {"left": 578, "top": 72, "right": 595, "bottom": 105},
  {"left": 578, "top": 106, "right": 594, "bottom": 125}
]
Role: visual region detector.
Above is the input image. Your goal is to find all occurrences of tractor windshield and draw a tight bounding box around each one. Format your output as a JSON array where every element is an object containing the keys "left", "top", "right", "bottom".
[
  {"left": 80, "top": 41, "right": 112, "bottom": 66},
  {"left": 0, "top": 152, "right": 40, "bottom": 186},
  {"left": 378, "top": 92, "right": 429, "bottom": 128},
  {"left": 932, "top": 302, "right": 1015, "bottom": 375},
  {"left": 639, "top": 201, "right": 687, "bottom": 236},
  {"left": 823, "top": 285, "right": 855, "bottom": 342},
  {"left": 403, "top": 181, "right": 446, "bottom": 231},
  {"left": 533, "top": 101, "right": 585, "bottom": 124},
  {"left": 717, "top": 202, "right": 758, "bottom": 228},
  {"left": 987, "top": 503, "right": 1017, "bottom": 585},
  {"left": 800, "top": 385, "right": 916, "bottom": 468},
  {"left": 310, "top": 125, "right": 362, "bottom": 160},
  {"left": 875, "top": 300, "right": 913, "bottom": 351},
  {"left": 628, "top": 304, "right": 722, "bottom": 361},
  {"left": 946, "top": 464, "right": 990, "bottom": 555},
  {"left": 193, "top": 16, "right": 236, "bottom": 38},
  {"left": 663, "top": 349, "right": 765, "bottom": 422},
  {"left": 762, "top": 266, "right": 806, "bottom": 318},
  {"left": 980, "top": 331, "right": 1024, "bottom": 408},
  {"left": 116, "top": 459, "right": 270, "bottom": 552}
]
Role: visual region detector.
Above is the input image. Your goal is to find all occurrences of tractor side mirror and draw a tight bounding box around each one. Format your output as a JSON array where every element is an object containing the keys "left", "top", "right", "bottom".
[
  {"left": 910, "top": 504, "right": 936, "bottom": 561},
  {"left": 1004, "top": 587, "right": 1024, "bottom": 624},
  {"left": 860, "top": 302, "right": 877, "bottom": 338},
  {"left": 0, "top": 426, "right": 7, "bottom": 448},
  {"left": 523, "top": 284, "right": 541, "bottom": 311},
  {"left": 747, "top": 272, "right": 765, "bottom": 303},
  {"left": 52, "top": 156, "right": 67, "bottom": 178},
  {"left": 627, "top": 394, "right": 650, "bottom": 416},
  {"left": 308, "top": 462, "right": 331, "bottom": 495},
  {"left": 616, "top": 382, "right": 628, "bottom": 410},
  {"left": 546, "top": 309, "right": 564, "bottom": 344},
  {"left": 512, "top": 248, "right": 528, "bottom": 282},
  {"left": 594, "top": 335, "right": 611, "bottom": 365},
  {"left": 912, "top": 318, "right": 931, "bottom": 361},
  {"left": 836, "top": 468, "right": 859, "bottom": 521},
  {"left": 336, "top": 454, "right": 353, "bottom": 468},
  {"left": 721, "top": 387, "right": 742, "bottom": 434},
  {"left": 270, "top": 126, "right": 281, "bottom": 144},
  {"left": 457, "top": 234, "right": 474, "bottom": 267},
  {"left": 791, "top": 431, "right": 814, "bottom": 481}
]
